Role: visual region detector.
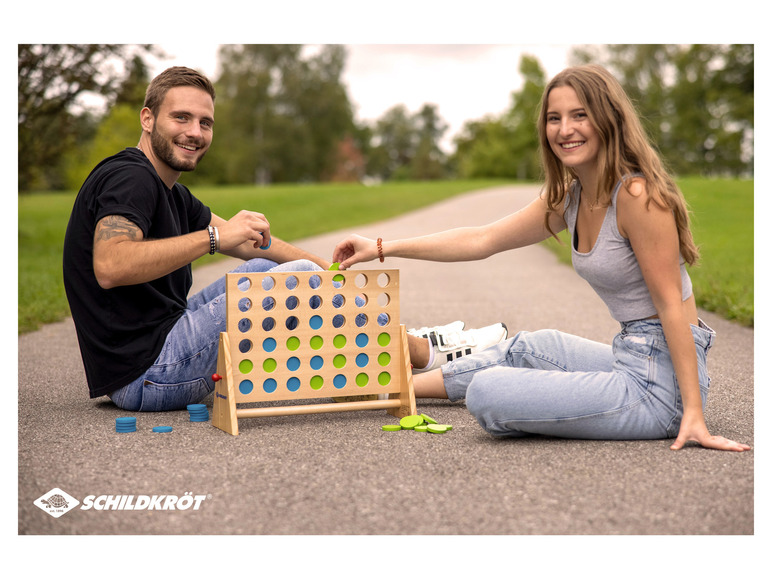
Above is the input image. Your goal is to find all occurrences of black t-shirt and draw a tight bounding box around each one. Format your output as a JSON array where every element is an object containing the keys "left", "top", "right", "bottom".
[{"left": 63, "top": 148, "right": 212, "bottom": 398}]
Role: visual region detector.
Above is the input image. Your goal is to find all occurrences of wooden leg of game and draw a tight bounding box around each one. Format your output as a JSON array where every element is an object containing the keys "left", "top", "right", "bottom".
[
  {"left": 212, "top": 332, "right": 239, "bottom": 436},
  {"left": 388, "top": 325, "right": 417, "bottom": 419}
]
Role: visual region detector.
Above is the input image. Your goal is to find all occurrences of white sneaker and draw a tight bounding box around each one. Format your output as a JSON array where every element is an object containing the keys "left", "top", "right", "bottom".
[
  {"left": 408, "top": 320, "right": 465, "bottom": 339},
  {"left": 412, "top": 322, "right": 509, "bottom": 373}
]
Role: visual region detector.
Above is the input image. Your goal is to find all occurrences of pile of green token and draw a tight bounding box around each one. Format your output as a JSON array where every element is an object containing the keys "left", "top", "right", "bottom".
[{"left": 382, "top": 413, "right": 453, "bottom": 434}]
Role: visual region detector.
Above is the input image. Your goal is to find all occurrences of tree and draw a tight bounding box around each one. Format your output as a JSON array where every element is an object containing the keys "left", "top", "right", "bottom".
[
  {"left": 210, "top": 44, "right": 355, "bottom": 184},
  {"left": 409, "top": 104, "right": 448, "bottom": 180},
  {"left": 572, "top": 44, "right": 753, "bottom": 176},
  {"left": 366, "top": 103, "right": 450, "bottom": 180},
  {"left": 452, "top": 54, "right": 546, "bottom": 180},
  {"left": 367, "top": 104, "right": 416, "bottom": 180},
  {"left": 62, "top": 103, "right": 140, "bottom": 190},
  {"left": 18, "top": 44, "right": 159, "bottom": 191}
]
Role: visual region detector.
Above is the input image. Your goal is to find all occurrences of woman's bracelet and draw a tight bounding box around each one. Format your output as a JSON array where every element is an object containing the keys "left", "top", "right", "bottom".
[{"left": 377, "top": 238, "right": 384, "bottom": 263}]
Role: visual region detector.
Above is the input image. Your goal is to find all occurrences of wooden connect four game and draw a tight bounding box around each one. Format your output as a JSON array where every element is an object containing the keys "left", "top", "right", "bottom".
[{"left": 212, "top": 269, "right": 416, "bottom": 435}]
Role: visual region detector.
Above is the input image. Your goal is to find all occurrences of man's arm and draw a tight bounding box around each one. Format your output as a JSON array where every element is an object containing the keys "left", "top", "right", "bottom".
[
  {"left": 93, "top": 210, "right": 330, "bottom": 290},
  {"left": 92, "top": 215, "right": 211, "bottom": 289}
]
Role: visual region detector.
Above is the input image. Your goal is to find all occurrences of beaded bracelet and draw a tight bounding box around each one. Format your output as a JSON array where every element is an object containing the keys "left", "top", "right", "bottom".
[
  {"left": 377, "top": 238, "right": 384, "bottom": 263},
  {"left": 207, "top": 226, "right": 217, "bottom": 255}
]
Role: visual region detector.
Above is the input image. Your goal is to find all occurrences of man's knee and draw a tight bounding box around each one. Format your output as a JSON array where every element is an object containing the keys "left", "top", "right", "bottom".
[{"left": 268, "top": 259, "right": 322, "bottom": 273}]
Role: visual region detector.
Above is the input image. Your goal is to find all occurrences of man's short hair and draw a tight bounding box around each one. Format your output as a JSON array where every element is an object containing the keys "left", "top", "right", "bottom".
[{"left": 143, "top": 66, "right": 216, "bottom": 116}]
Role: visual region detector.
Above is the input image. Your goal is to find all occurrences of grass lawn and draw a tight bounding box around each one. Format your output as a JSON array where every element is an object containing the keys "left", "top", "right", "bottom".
[{"left": 17, "top": 177, "right": 753, "bottom": 333}]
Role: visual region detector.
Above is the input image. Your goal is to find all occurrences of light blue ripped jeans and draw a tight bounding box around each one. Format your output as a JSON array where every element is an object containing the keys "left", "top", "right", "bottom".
[
  {"left": 108, "top": 259, "right": 321, "bottom": 412},
  {"left": 442, "top": 319, "right": 715, "bottom": 440}
]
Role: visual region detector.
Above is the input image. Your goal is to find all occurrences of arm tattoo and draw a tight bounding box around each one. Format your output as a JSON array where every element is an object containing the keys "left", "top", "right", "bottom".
[{"left": 95, "top": 215, "right": 142, "bottom": 242}]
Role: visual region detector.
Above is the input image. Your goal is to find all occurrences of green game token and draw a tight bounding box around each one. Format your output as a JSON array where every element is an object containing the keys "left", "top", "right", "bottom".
[
  {"left": 427, "top": 424, "right": 448, "bottom": 434},
  {"left": 420, "top": 413, "right": 438, "bottom": 424},
  {"left": 329, "top": 262, "right": 340, "bottom": 270},
  {"left": 399, "top": 415, "right": 424, "bottom": 430},
  {"left": 382, "top": 424, "right": 402, "bottom": 431},
  {"left": 414, "top": 425, "right": 429, "bottom": 432}
]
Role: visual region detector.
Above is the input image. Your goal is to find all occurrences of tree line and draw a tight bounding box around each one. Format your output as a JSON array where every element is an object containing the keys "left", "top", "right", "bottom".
[{"left": 18, "top": 44, "right": 753, "bottom": 193}]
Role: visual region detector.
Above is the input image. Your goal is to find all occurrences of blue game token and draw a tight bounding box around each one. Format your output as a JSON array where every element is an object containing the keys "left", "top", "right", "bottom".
[
  {"left": 115, "top": 417, "right": 137, "bottom": 432},
  {"left": 187, "top": 404, "right": 206, "bottom": 411},
  {"left": 152, "top": 426, "right": 173, "bottom": 433}
]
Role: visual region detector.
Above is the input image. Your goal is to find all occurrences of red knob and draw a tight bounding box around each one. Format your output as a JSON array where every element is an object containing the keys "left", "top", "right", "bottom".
[{"left": 212, "top": 373, "right": 222, "bottom": 382}]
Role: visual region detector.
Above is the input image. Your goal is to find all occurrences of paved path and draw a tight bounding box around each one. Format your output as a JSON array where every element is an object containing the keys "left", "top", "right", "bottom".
[{"left": 18, "top": 185, "right": 754, "bottom": 541}]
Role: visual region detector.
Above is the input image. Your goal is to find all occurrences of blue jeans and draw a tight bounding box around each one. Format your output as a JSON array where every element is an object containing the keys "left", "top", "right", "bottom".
[
  {"left": 442, "top": 318, "right": 715, "bottom": 440},
  {"left": 108, "top": 258, "right": 322, "bottom": 412}
]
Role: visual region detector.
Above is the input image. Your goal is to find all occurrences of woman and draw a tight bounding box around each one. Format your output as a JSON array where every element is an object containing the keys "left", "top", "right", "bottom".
[{"left": 333, "top": 65, "right": 749, "bottom": 452}]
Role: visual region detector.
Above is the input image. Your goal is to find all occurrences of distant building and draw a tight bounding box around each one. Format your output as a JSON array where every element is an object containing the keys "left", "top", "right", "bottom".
[{"left": 327, "top": 135, "right": 366, "bottom": 182}]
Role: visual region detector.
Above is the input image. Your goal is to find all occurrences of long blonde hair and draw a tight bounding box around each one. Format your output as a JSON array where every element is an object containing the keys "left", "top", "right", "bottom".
[{"left": 537, "top": 64, "right": 699, "bottom": 265}]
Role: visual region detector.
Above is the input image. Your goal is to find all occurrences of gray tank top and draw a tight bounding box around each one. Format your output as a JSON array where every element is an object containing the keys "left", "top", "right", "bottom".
[{"left": 563, "top": 177, "right": 693, "bottom": 322}]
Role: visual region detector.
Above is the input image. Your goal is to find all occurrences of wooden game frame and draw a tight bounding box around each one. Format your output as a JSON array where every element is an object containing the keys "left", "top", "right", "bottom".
[{"left": 212, "top": 269, "right": 416, "bottom": 435}]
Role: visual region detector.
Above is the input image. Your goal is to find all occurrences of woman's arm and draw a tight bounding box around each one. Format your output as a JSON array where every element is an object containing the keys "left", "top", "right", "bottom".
[
  {"left": 618, "top": 181, "right": 750, "bottom": 452},
  {"left": 333, "top": 193, "right": 567, "bottom": 269}
]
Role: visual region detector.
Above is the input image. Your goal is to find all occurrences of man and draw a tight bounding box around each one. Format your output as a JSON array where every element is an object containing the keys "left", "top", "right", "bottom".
[{"left": 63, "top": 66, "right": 507, "bottom": 412}]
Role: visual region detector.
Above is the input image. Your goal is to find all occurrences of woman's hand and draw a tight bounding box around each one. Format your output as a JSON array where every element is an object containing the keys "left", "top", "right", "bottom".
[
  {"left": 670, "top": 412, "right": 751, "bottom": 452},
  {"left": 332, "top": 234, "right": 378, "bottom": 269}
]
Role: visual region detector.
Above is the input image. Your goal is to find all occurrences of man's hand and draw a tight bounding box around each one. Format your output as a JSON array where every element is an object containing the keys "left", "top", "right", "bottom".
[{"left": 217, "top": 210, "right": 272, "bottom": 251}]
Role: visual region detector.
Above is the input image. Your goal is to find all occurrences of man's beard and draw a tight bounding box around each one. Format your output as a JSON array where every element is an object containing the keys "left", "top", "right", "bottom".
[{"left": 150, "top": 126, "right": 206, "bottom": 173}]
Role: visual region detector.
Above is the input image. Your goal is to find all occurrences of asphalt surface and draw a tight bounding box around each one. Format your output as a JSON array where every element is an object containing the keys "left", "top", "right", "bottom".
[{"left": 18, "top": 185, "right": 755, "bottom": 544}]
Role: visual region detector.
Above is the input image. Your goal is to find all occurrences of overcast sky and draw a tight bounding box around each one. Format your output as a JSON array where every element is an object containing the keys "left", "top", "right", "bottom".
[{"left": 148, "top": 44, "right": 573, "bottom": 152}]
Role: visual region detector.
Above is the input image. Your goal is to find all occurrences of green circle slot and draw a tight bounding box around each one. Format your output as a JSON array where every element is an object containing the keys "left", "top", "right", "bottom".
[
  {"left": 333, "top": 354, "right": 347, "bottom": 369},
  {"left": 377, "top": 333, "right": 391, "bottom": 347},
  {"left": 310, "top": 376, "right": 324, "bottom": 390},
  {"left": 286, "top": 336, "right": 300, "bottom": 351},
  {"left": 310, "top": 336, "right": 324, "bottom": 350},
  {"left": 239, "top": 359, "right": 254, "bottom": 374},
  {"left": 378, "top": 372, "right": 391, "bottom": 385},
  {"left": 356, "top": 373, "right": 369, "bottom": 387},
  {"left": 333, "top": 334, "right": 347, "bottom": 349},
  {"left": 263, "top": 358, "right": 277, "bottom": 373},
  {"left": 378, "top": 352, "right": 391, "bottom": 366}
]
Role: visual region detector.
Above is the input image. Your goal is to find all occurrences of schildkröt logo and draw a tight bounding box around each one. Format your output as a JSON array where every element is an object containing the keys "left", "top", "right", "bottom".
[
  {"left": 80, "top": 492, "right": 207, "bottom": 511},
  {"left": 34, "top": 488, "right": 80, "bottom": 518}
]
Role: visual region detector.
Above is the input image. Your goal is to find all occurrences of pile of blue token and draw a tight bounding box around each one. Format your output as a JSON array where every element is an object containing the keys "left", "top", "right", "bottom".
[
  {"left": 115, "top": 417, "right": 137, "bottom": 433},
  {"left": 187, "top": 404, "right": 209, "bottom": 422}
]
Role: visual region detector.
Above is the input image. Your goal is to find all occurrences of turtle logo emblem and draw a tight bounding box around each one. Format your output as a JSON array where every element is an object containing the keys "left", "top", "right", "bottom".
[{"left": 34, "top": 488, "right": 80, "bottom": 518}]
